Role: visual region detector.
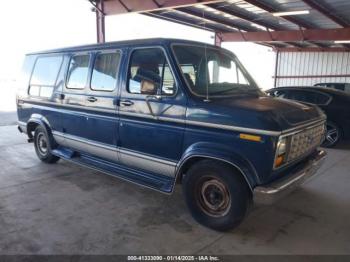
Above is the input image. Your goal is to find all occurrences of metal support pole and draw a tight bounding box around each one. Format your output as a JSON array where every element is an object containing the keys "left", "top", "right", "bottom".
[
  {"left": 96, "top": 0, "right": 105, "bottom": 43},
  {"left": 274, "top": 51, "right": 280, "bottom": 88},
  {"left": 214, "top": 33, "right": 222, "bottom": 47}
]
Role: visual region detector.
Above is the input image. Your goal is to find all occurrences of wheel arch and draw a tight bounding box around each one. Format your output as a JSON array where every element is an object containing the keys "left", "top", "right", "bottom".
[
  {"left": 176, "top": 155, "right": 254, "bottom": 192},
  {"left": 175, "top": 143, "right": 259, "bottom": 192},
  {"left": 26, "top": 114, "right": 53, "bottom": 139}
]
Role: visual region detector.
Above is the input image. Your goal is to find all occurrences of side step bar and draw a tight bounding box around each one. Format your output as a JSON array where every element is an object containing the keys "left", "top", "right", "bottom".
[{"left": 52, "top": 147, "right": 175, "bottom": 193}]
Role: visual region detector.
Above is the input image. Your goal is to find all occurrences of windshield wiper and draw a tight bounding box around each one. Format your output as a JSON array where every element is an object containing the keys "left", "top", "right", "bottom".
[{"left": 211, "top": 88, "right": 237, "bottom": 95}]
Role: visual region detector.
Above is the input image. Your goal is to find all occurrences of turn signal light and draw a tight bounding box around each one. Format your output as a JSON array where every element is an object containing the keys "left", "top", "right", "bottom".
[{"left": 239, "top": 133, "right": 262, "bottom": 142}]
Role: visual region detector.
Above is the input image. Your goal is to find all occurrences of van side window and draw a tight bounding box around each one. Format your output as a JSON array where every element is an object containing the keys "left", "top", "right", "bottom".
[
  {"left": 91, "top": 52, "right": 120, "bottom": 92},
  {"left": 181, "top": 65, "right": 196, "bottom": 88},
  {"left": 127, "top": 48, "right": 176, "bottom": 96},
  {"left": 29, "top": 56, "right": 63, "bottom": 97},
  {"left": 66, "top": 54, "right": 90, "bottom": 89},
  {"left": 162, "top": 65, "right": 176, "bottom": 95},
  {"left": 208, "top": 60, "right": 249, "bottom": 85}
]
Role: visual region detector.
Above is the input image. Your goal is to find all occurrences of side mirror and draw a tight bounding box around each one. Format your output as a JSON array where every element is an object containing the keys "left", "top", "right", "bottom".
[{"left": 147, "top": 94, "right": 162, "bottom": 101}]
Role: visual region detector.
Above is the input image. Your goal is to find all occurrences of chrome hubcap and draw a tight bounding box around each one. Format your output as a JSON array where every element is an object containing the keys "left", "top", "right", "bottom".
[
  {"left": 37, "top": 133, "right": 48, "bottom": 155},
  {"left": 197, "top": 177, "right": 231, "bottom": 217}
]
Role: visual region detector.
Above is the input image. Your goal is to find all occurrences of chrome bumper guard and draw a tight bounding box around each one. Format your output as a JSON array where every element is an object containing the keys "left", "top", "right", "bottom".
[{"left": 254, "top": 150, "right": 327, "bottom": 205}]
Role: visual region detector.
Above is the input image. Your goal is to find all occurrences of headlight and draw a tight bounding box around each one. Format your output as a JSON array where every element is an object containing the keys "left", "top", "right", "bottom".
[
  {"left": 277, "top": 137, "right": 287, "bottom": 156},
  {"left": 274, "top": 136, "right": 288, "bottom": 168}
]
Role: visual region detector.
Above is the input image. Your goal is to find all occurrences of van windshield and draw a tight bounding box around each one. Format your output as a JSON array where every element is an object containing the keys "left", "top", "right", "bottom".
[{"left": 172, "top": 45, "right": 259, "bottom": 98}]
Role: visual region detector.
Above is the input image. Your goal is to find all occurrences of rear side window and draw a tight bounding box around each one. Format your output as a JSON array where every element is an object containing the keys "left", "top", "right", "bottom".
[
  {"left": 29, "top": 56, "right": 63, "bottom": 97},
  {"left": 329, "top": 83, "right": 345, "bottom": 91},
  {"left": 91, "top": 52, "right": 121, "bottom": 92},
  {"left": 127, "top": 48, "right": 176, "bottom": 96},
  {"left": 285, "top": 90, "right": 309, "bottom": 102},
  {"left": 66, "top": 54, "right": 90, "bottom": 89}
]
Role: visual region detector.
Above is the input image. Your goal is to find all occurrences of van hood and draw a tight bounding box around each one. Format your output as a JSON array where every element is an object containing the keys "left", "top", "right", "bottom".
[{"left": 187, "top": 95, "right": 326, "bottom": 134}]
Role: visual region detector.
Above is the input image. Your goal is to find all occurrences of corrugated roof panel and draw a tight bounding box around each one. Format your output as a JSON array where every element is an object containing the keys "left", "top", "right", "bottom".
[
  {"left": 151, "top": 10, "right": 233, "bottom": 32},
  {"left": 219, "top": 1, "right": 297, "bottom": 30},
  {"left": 321, "top": 0, "right": 350, "bottom": 26},
  {"left": 234, "top": 1, "right": 267, "bottom": 14},
  {"left": 178, "top": 7, "right": 257, "bottom": 31},
  {"left": 260, "top": 0, "right": 340, "bottom": 28},
  {"left": 142, "top": 0, "right": 350, "bottom": 49},
  {"left": 306, "top": 10, "right": 341, "bottom": 29},
  {"left": 210, "top": 0, "right": 296, "bottom": 30}
]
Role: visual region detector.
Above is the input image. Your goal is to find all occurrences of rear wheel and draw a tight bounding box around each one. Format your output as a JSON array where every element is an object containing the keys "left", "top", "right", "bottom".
[
  {"left": 322, "top": 121, "right": 341, "bottom": 148},
  {"left": 182, "top": 159, "right": 251, "bottom": 231},
  {"left": 34, "top": 126, "right": 60, "bottom": 164}
]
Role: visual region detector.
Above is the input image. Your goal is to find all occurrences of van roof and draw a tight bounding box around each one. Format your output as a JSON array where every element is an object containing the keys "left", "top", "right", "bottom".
[{"left": 26, "top": 38, "right": 218, "bottom": 55}]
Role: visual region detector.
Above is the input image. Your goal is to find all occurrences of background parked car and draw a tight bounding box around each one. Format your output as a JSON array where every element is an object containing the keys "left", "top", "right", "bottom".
[
  {"left": 314, "top": 82, "right": 350, "bottom": 93},
  {"left": 266, "top": 86, "right": 350, "bottom": 147}
]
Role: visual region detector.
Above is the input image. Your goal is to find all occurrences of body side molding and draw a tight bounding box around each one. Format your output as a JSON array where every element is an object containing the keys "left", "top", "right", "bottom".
[{"left": 21, "top": 99, "right": 282, "bottom": 136}]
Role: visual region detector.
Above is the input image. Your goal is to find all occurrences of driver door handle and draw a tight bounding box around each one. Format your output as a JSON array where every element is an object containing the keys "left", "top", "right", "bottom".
[
  {"left": 87, "top": 96, "right": 97, "bottom": 103},
  {"left": 120, "top": 100, "right": 134, "bottom": 106}
]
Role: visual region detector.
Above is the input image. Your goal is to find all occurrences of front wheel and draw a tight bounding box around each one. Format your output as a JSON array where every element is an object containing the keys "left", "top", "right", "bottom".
[
  {"left": 322, "top": 121, "right": 342, "bottom": 148},
  {"left": 182, "top": 160, "right": 251, "bottom": 231},
  {"left": 34, "top": 126, "right": 60, "bottom": 164}
]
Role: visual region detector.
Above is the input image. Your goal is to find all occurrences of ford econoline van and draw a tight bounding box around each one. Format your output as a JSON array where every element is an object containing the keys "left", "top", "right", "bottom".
[{"left": 17, "top": 38, "right": 327, "bottom": 231}]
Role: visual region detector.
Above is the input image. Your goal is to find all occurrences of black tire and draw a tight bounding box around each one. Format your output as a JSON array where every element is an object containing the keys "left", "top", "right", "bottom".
[
  {"left": 34, "top": 126, "right": 60, "bottom": 164},
  {"left": 182, "top": 159, "right": 252, "bottom": 231},
  {"left": 322, "top": 121, "right": 342, "bottom": 148}
]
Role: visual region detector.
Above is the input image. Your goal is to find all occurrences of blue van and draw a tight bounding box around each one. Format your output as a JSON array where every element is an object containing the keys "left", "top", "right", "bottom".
[{"left": 17, "top": 38, "right": 326, "bottom": 231}]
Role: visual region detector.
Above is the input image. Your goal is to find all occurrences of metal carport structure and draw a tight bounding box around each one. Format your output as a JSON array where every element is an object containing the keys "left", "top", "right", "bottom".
[{"left": 88, "top": 0, "right": 350, "bottom": 87}]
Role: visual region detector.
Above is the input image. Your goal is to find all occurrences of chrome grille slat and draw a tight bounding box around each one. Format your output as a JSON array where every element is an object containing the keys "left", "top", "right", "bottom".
[{"left": 287, "top": 124, "right": 325, "bottom": 162}]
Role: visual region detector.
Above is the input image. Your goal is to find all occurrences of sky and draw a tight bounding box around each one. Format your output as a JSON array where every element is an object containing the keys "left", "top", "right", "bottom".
[{"left": 0, "top": 0, "right": 275, "bottom": 89}]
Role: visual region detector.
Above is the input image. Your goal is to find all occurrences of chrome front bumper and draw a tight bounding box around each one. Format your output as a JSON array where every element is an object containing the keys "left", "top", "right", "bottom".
[{"left": 254, "top": 150, "right": 327, "bottom": 205}]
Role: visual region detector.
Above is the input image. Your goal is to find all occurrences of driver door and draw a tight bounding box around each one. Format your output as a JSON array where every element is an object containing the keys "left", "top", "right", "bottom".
[{"left": 118, "top": 47, "right": 186, "bottom": 177}]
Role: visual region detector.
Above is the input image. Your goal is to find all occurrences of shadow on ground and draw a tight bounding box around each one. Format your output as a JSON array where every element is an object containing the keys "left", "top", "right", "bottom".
[{"left": 0, "top": 124, "right": 349, "bottom": 255}]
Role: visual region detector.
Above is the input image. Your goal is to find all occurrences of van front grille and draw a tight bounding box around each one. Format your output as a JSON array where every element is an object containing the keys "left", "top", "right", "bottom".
[{"left": 288, "top": 124, "right": 325, "bottom": 161}]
